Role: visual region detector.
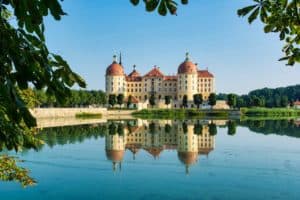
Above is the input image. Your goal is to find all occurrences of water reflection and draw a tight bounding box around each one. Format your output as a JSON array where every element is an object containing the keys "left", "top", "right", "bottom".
[
  {"left": 37, "top": 119, "right": 300, "bottom": 174},
  {"left": 105, "top": 120, "right": 218, "bottom": 174}
]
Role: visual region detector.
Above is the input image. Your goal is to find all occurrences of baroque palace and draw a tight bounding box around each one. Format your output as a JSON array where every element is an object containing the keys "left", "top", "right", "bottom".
[{"left": 105, "top": 53, "right": 215, "bottom": 108}]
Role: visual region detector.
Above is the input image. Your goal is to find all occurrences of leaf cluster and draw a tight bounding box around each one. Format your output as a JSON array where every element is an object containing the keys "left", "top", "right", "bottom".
[
  {"left": 238, "top": 0, "right": 300, "bottom": 65},
  {"left": 0, "top": 0, "right": 86, "bottom": 153},
  {"left": 130, "top": 0, "right": 189, "bottom": 16}
]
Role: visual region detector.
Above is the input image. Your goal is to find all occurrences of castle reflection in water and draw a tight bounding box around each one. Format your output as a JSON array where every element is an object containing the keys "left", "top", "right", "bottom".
[{"left": 105, "top": 119, "right": 225, "bottom": 174}]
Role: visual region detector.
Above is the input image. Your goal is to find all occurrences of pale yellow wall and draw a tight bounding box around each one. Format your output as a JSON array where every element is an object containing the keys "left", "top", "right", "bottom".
[
  {"left": 198, "top": 77, "right": 214, "bottom": 100},
  {"left": 177, "top": 74, "right": 198, "bottom": 101},
  {"left": 106, "top": 75, "right": 126, "bottom": 96},
  {"left": 105, "top": 134, "right": 126, "bottom": 151},
  {"left": 106, "top": 72, "right": 215, "bottom": 107},
  {"left": 197, "top": 125, "right": 215, "bottom": 149},
  {"left": 177, "top": 123, "right": 198, "bottom": 152}
]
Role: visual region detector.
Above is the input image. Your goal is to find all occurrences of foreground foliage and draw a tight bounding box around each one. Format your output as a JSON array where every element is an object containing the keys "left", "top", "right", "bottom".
[
  {"left": 1, "top": 1, "right": 85, "bottom": 142},
  {"left": 0, "top": 155, "right": 36, "bottom": 187}
]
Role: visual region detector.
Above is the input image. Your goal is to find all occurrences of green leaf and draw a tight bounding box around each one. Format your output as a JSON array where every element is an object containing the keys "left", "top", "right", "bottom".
[
  {"left": 181, "top": 0, "right": 188, "bottom": 5},
  {"left": 146, "top": 0, "right": 160, "bottom": 12},
  {"left": 237, "top": 5, "right": 257, "bottom": 17},
  {"left": 248, "top": 7, "right": 260, "bottom": 24},
  {"left": 158, "top": 0, "right": 167, "bottom": 16},
  {"left": 130, "top": 0, "right": 140, "bottom": 6}
]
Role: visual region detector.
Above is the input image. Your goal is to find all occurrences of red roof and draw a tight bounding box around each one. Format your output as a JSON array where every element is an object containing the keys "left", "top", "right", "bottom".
[
  {"left": 126, "top": 69, "right": 142, "bottom": 82},
  {"left": 128, "top": 69, "right": 141, "bottom": 77},
  {"left": 198, "top": 70, "right": 214, "bottom": 78},
  {"left": 164, "top": 75, "right": 177, "bottom": 81},
  {"left": 145, "top": 147, "right": 163, "bottom": 158},
  {"left": 126, "top": 76, "right": 142, "bottom": 81},
  {"left": 294, "top": 101, "right": 300, "bottom": 106},
  {"left": 144, "top": 67, "right": 164, "bottom": 77}
]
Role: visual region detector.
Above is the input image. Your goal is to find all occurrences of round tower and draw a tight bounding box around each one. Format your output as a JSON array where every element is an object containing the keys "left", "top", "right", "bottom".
[
  {"left": 177, "top": 53, "right": 198, "bottom": 103},
  {"left": 177, "top": 121, "right": 199, "bottom": 174},
  {"left": 105, "top": 55, "right": 126, "bottom": 96},
  {"left": 105, "top": 129, "right": 126, "bottom": 172}
]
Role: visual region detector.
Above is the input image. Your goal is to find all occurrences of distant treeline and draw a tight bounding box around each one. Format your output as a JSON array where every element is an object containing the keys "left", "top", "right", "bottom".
[
  {"left": 239, "top": 120, "right": 300, "bottom": 138},
  {"left": 20, "top": 89, "right": 107, "bottom": 108},
  {"left": 217, "top": 85, "right": 300, "bottom": 108}
]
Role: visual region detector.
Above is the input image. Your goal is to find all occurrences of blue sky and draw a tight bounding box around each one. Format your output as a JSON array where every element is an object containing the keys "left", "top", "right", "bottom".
[{"left": 44, "top": 0, "right": 300, "bottom": 94}]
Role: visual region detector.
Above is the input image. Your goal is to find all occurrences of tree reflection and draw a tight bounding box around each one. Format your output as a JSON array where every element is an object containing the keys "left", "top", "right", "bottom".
[{"left": 2, "top": 118, "right": 299, "bottom": 185}]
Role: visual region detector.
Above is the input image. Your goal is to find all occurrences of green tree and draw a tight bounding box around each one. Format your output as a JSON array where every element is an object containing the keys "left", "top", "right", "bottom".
[
  {"left": 164, "top": 124, "right": 171, "bottom": 133},
  {"left": 117, "top": 94, "right": 124, "bottom": 108},
  {"left": 208, "top": 93, "right": 217, "bottom": 108},
  {"left": 149, "top": 94, "right": 156, "bottom": 108},
  {"left": 164, "top": 96, "right": 171, "bottom": 108},
  {"left": 108, "top": 94, "right": 116, "bottom": 107},
  {"left": 227, "top": 120, "right": 237, "bottom": 136},
  {"left": 182, "top": 122, "right": 188, "bottom": 133},
  {"left": 281, "top": 95, "right": 289, "bottom": 107},
  {"left": 182, "top": 95, "right": 188, "bottom": 108},
  {"left": 193, "top": 94, "right": 203, "bottom": 109},
  {"left": 193, "top": 123, "right": 203, "bottom": 135},
  {"left": 108, "top": 123, "right": 117, "bottom": 135},
  {"left": 208, "top": 123, "right": 217, "bottom": 136},
  {"left": 236, "top": 97, "right": 245, "bottom": 108},
  {"left": 127, "top": 95, "right": 133, "bottom": 108},
  {"left": 227, "top": 94, "right": 237, "bottom": 109},
  {"left": 149, "top": 122, "right": 156, "bottom": 134},
  {"left": 117, "top": 123, "right": 124, "bottom": 135}
]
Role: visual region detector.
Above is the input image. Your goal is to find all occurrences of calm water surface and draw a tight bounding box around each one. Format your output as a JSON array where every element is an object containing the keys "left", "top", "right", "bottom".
[{"left": 1, "top": 119, "right": 300, "bottom": 200}]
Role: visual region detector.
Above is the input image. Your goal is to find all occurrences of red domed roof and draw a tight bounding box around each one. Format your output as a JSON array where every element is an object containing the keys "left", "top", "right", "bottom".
[
  {"left": 178, "top": 53, "right": 198, "bottom": 74},
  {"left": 178, "top": 152, "right": 198, "bottom": 165},
  {"left": 106, "top": 61, "right": 124, "bottom": 76},
  {"left": 178, "top": 61, "right": 197, "bottom": 74},
  {"left": 105, "top": 150, "right": 125, "bottom": 162}
]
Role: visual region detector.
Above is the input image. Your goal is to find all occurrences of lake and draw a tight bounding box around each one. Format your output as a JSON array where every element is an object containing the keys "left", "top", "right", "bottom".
[{"left": 1, "top": 119, "right": 300, "bottom": 200}]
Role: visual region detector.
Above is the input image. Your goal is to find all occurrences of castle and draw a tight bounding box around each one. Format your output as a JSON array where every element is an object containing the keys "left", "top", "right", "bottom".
[{"left": 105, "top": 53, "right": 215, "bottom": 108}]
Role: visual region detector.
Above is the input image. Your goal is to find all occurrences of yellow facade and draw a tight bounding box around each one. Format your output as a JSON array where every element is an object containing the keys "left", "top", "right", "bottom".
[{"left": 105, "top": 54, "right": 215, "bottom": 108}]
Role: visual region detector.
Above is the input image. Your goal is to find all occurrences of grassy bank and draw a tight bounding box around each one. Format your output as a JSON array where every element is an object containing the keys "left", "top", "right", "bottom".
[
  {"left": 75, "top": 112, "right": 102, "bottom": 119},
  {"left": 132, "top": 109, "right": 230, "bottom": 119},
  {"left": 132, "top": 107, "right": 300, "bottom": 120},
  {"left": 240, "top": 107, "right": 300, "bottom": 118}
]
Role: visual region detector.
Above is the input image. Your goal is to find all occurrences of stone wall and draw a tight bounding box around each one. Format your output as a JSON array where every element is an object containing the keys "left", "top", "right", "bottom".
[{"left": 31, "top": 108, "right": 108, "bottom": 118}]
